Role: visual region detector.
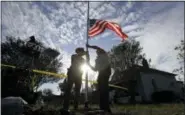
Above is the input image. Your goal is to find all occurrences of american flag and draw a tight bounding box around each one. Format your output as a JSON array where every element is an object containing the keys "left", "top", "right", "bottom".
[{"left": 88, "top": 19, "right": 128, "bottom": 40}]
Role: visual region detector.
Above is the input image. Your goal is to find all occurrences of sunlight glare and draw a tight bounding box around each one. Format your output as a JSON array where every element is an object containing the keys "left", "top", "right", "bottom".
[{"left": 81, "top": 63, "right": 91, "bottom": 73}]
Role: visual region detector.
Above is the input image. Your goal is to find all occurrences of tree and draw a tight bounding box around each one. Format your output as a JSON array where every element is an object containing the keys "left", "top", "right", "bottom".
[
  {"left": 42, "top": 89, "right": 53, "bottom": 96},
  {"left": 58, "top": 78, "right": 68, "bottom": 94},
  {"left": 174, "top": 40, "right": 184, "bottom": 80},
  {"left": 1, "top": 36, "right": 63, "bottom": 99},
  {"left": 109, "top": 39, "right": 148, "bottom": 81}
]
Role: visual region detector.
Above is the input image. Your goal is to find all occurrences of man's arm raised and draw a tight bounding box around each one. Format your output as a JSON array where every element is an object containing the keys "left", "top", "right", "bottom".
[{"left": 86, "top": 44, "right": 101, "bottom": 50}]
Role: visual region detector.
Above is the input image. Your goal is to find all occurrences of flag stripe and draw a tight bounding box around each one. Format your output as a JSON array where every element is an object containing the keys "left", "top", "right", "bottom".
[
  {"left": 107, "top": 22, "right": 128, "bottom": 39},
  {"left": 88, "top": 19, "right": 128, "bottom": 40},
  {"left": 107, "top": 22, "right": 122, "bottom": 36},
  {"left": 89, "top": 21, "right": 108, "bottom": 37},
  {"left": 89, "top": 20, "right": 103, "bottom": 32},
  {"left": 89, "top": 20, "right": 106, "bottom": 34},
  {"left": 89, "top": 20, "right": 101, "bottom": 32},
  {"left": 89, "top": 21, "right": 107, "bottom": 35},
  {"left": 108, "top": 22, "right": 124, "bottom": 37}
]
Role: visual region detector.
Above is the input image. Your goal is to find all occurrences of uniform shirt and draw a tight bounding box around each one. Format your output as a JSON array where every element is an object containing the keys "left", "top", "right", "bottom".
[
  {"left": 70, "top": 54, "right": 85, "bottom": 75},
  {"left": 94, "top": 53, "right": 110, "bottom": 72}
]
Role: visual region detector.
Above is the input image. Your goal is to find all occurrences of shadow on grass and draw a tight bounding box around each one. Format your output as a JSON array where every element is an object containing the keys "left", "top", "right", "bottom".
[{"left": 24, "top": 103, "right": 184, "bottom": 115}]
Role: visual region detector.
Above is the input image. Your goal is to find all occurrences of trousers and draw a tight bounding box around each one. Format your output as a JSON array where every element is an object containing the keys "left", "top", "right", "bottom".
[
  {"left": 98, "top": 70, "right": 111, "bottom": 112},
  {"left": 63, "top": 70, "right": 82, "bottom": 110}
]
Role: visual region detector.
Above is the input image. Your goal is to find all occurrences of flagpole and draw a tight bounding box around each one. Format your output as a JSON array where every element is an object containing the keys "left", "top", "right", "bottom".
[{"left": 85, "top": 1, "right": 89, "bottom": 109}]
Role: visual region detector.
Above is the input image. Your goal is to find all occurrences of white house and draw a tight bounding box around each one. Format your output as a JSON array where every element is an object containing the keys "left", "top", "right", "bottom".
[{"left": 110, "top": 65, "right": 182, "bottom": 103}]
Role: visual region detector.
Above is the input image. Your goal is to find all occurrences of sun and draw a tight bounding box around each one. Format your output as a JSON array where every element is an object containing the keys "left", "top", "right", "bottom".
[
  {"left": 81, "top": 63, "right": 93, "bottom": 81},
  {"left": 81, "top": 63, "right": 91, "bottom": 73}
]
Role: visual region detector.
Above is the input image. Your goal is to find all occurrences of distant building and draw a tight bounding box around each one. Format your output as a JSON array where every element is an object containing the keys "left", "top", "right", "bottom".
[
  {"left": 110, "top": 65, "right": 183, "bottom": 103},
  {"left": 176, "top": 81, "right": 185, "bottom": 99}
]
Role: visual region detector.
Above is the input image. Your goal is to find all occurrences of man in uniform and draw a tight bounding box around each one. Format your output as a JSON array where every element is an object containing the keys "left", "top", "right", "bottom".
[
  {"left": 62, "top": 47, "right": 86, "bottom": 112},
  {"left": 87, "top": 44, "right": 112, "bottom": 114}
]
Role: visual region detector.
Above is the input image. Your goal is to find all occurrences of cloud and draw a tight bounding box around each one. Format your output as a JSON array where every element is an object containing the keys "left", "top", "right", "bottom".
[
  {"left": 1, "top": 2, "right": 88, "bottom": 73},
  {"left": 2, "top": 2, "right": 87, "bottom": 47},
  {"left": 60, "top": 51, "right": 71, "bottom": 74},
  {"left": 126, "top": 27, "right": 144, "bottom": 38},
  {"left": 124, "top": 24, "right": 139, "bottom": 32},
  {"left": 2, "top": 2, "right": 184, "bottom": 92},
  {"left": 137, "top": 3, "right": 184, "bottom": 75},
  {"left": 89, "top": 2, "right": 184, "bottom": 80}
]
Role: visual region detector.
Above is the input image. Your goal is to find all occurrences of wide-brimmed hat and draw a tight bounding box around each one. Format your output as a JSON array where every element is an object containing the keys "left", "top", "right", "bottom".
[{"left": 75, "top": 47, "right": 85, "bottom": 53}]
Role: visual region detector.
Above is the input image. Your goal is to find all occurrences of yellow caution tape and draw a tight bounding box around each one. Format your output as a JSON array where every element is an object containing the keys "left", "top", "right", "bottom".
[
  {"left": 1, "top": 64, "right": 128, "bottom": 90},
  {"left": 1, "top": 64, "right": 16, "bottom": 68},
  {"left": 83, "top": 79, "right": 128, "bottom": 90},
  {"left": 32, "top": 69, "right": 66, "bottom": 78},
  {"left": 109, "top": 84, "right": 128, "bottom": 90},
  {"left": 1, "top": 64, "right": 66, "bottom": 78}
]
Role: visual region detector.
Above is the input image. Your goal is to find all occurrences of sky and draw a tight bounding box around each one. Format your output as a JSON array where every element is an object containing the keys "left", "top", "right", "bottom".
[{"left": 1, "top": 1, "right": 184, "bottom": 95}]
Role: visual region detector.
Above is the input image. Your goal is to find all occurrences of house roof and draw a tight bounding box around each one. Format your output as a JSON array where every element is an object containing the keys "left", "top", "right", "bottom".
[
  {"left": 135, "top": 65, "right": 176, "bottom": 76},
  {"left": 110, "top": 65, "right": 177, "bottom": 87}
]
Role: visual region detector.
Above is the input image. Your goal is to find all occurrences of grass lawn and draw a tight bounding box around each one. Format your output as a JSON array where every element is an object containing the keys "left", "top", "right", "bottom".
[
  {"left": 30, "top": 103, "right": 184, "bottom": 115},
  {"left": 110, "top": 103, "right": 185, "bottom": 115}
]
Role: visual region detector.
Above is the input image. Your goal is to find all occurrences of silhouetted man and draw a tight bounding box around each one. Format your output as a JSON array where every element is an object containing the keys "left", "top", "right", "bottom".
[
  {"left": 87, "top": 44, "right": 112, "bottom": 114},
  {"left": 62, "top": 47, "right": 86, "bottom": 112},
  {"left": 25, "top": 36, "right": 40, "bottom": 58},
  {"left": 26, "top": 36, "right": 38, "bottom": 49}
]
